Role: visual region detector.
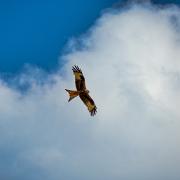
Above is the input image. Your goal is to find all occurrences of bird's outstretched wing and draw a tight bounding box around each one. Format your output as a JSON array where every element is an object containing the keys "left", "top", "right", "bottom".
[
  {"left": 72, "top": 65, "right": 86, "bottom": 91},
  {"left": 79, "top": 92, "right": 97, "bottom": 116}
]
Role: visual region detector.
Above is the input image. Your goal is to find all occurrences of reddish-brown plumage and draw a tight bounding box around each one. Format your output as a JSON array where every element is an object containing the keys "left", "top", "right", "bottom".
[{"left": 65, "top": 65, "right": 97, "bottom": 116}]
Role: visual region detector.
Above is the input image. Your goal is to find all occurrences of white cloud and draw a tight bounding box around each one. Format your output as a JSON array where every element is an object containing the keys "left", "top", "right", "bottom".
[{"left": 0, "top": 2, "right": 180, "bottom": 180}]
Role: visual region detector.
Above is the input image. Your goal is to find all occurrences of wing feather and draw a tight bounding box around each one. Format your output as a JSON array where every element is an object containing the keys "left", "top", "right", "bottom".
[
  {"left": 79, "top": 92, "right": 97, "bottom": 116},
  {"left": 72, "top": 65, "right": 86, "bottom": 91}
]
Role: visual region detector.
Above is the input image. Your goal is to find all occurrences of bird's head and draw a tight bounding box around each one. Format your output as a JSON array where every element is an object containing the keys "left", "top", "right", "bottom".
[{"left": 85, "top": 90, "right": 90, "bottom": 94}]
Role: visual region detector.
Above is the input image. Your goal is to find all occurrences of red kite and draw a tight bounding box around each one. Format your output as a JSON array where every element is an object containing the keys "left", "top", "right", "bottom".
[{"left": 65, "top": 65, "right": 97, "bottom": 116}]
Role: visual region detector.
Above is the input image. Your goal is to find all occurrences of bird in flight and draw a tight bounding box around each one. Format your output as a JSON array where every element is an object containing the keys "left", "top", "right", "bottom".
[{"left": 65, "top": 65, "right": 97, "bottom": 116}]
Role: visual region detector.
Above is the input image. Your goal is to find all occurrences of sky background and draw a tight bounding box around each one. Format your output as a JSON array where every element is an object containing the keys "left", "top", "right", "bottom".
[
  {"left": 0, "top": 0, "right": 180, "bottom": 73},
  {"left": 0, "top": 0, "right": 180, "bottom": 180},
  {"left": 0, "top": 0, "right": 119, "bottom": 73}
]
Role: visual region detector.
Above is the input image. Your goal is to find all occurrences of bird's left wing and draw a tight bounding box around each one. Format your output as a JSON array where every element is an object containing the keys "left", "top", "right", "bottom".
[
  {"left": 72, "top": 65, "right": 86, "bottom": 91},
  {"left": 79, "top": 92, "right": 97, "bottom": 116}
]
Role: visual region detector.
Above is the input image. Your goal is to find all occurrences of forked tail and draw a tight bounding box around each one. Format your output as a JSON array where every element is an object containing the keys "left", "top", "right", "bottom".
[{"left": 65, "top": 89, "right": 79, "bottom": 102}]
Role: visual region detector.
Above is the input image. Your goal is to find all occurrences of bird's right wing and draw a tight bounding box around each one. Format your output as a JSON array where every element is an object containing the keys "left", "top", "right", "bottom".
[{"left": 79, "top": 92, "right": 97, "bottom": 116}]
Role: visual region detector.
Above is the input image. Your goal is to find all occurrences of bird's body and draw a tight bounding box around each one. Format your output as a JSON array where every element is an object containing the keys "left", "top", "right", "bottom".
[{"left": 65, "top": 65, "right": 97, "bottom": 116}]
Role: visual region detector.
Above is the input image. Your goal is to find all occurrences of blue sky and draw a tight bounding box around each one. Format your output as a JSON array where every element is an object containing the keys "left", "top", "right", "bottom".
[
  {"left": 156, "top": 0, "right": 180, "bottom": 4},
  {"left": 0, "top": 0, "right": 179, "bottom": 73},
  {"left": 0, "top": 0, "right": 119, "bottom": 73}
]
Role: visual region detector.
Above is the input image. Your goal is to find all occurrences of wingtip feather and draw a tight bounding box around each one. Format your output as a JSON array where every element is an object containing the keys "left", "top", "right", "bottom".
[
  {"left": 90, "top": 107, "right": 97, "bottom": 116},
  {"left": 72, "top": 65, "right": 82, "bottom": 73}
]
